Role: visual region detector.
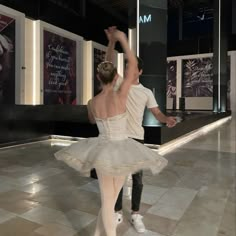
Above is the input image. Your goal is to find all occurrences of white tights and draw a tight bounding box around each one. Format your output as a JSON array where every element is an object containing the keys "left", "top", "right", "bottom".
[{"left": 94, "top": 171, "right": 126, "bottom": 236}]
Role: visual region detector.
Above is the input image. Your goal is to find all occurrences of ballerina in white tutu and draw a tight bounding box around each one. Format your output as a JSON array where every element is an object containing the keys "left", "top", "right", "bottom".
[{"left": 55, "top": 27, "right": 168, "bottom": 236}]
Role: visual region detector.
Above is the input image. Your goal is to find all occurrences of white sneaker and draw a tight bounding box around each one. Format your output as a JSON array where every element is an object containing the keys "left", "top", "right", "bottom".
[
  {"left": 130, "top": 214, "right": 146, "bottom": 233},
  {"left": 115, "top": 212, "right": 123, "bottom": 225}
]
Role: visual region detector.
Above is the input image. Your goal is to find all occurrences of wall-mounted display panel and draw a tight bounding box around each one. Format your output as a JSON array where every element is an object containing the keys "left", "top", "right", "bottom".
[
  {"left": 0, "top": 5, "right": 25, "bottom": 104},
  {"left": 25, "top": 20, "right": 83, "bottom": 105},
  {"left": 182, "top": 57, "right": 213, "bottom": 98},
  {"left": 167, "top": 52, "right": 233, "bottom": 111},
  {"left": 166, "top": 60, "right": 177, "bottom": 109}
]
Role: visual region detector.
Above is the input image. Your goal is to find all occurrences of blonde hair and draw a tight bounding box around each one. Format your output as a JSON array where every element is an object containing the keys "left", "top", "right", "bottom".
[{"left": 97, "top": 61, "right": 117, "bottom": 84}]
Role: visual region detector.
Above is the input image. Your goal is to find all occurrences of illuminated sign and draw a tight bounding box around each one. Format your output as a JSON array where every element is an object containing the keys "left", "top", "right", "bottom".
[{"left": 139, "top": 14, "right": 152, "bottom": 24}]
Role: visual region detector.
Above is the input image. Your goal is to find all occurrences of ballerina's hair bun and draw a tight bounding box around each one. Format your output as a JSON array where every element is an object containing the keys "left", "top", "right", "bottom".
[{"left": 97, "top": 61, "right": 117, "bottom": 84}]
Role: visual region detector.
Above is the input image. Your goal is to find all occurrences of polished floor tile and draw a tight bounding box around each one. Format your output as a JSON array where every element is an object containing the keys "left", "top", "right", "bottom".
[
  {"left": 141, "top": 185, "right": 168, "bottom": 205},
  {"left": 0, "top": 217, "right": 41, "bottom": 236},
  {"left": 0, "top": 209, "right": 16, "bottom": 224},
  {"left": 77, "top": 180, "right": 100, "bottom": 193},
  {"left": 123, "top": 228, "right": 165, "bottom": 236},
  {"left": 16, "top": 183, "right": 48, "bottom": 194},
  {"left": 147, "top": 187, "right": 197, "bottom": 220},
  {"left": 35, "top": 223, "right": 77, "bottom": 236},
  {"left": 217, "top": 201, "right": 236, "bottom": 236},
  {"left": 143, "top": 214, "right": 178, "bottom": 236}
]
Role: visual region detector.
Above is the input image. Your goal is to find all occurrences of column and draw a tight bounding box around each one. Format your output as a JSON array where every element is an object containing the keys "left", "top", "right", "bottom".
[{"left": 213, "top": 0, "right": 231, "bottom": 112}]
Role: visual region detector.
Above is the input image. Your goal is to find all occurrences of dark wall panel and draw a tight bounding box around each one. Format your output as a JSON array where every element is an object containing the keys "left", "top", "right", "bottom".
[
  {"left": 139, "top": 0, "right": 168, "bottom": 126},
  {"left": 0, "top": 105, "right": 98, "bottom": 146}
]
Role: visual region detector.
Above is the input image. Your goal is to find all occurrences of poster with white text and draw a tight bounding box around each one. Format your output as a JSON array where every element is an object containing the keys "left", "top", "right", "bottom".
[{"left": 44, "top": 30, "right": 76, "bottom": 104}]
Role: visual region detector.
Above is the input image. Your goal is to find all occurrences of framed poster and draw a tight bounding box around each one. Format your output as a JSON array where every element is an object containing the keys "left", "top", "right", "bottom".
[
  {"left": 167, "top": 60, "right": 177, "bottom": 98},
  {"left": 182, "top": 57, "right": 213, "bottom": 97},
  {"left": 43, "top": 30, "right": 77, "bottom": 104},
  {"left": 83, "top": 41, "right": 118, "bottom": 104},
  {"left": 166, "top": 60, "right": 177, "bottom": 110},
  {"left": 227, "top": 55, "right": 231, "bottom": 111},
  {"left": 32, "top": 20, "right": 83, "bottom": 105},
  {"left": 0, "top": 5, "right": 25, "bottom": 104}
]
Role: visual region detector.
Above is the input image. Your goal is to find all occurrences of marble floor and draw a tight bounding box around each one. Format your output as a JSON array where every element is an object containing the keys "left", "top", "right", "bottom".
[{"left": 0, "top": 115, "right": 235, "bottom": 236}]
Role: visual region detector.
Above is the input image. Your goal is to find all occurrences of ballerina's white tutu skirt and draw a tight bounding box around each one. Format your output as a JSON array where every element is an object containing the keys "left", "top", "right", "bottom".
[{"left": 55, "top": 137, "right": 168, "bottom": 176}]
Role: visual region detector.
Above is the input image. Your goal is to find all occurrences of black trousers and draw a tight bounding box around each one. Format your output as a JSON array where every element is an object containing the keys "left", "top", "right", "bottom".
[{"left": 115, "top": 138, "right": 144, "bottom": 212}]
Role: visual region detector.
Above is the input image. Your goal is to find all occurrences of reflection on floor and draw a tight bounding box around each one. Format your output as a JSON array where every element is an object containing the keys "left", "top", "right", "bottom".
[{"left": 0, "top": 115, "right": 235, "bottom": 236}]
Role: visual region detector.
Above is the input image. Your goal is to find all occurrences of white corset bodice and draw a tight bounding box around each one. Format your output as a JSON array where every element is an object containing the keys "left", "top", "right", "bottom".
[{"left": 95, "top": 112, "right": 128, "bottom": 140}]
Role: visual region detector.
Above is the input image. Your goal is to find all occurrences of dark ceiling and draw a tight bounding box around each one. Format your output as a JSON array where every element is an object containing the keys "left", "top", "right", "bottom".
[
  {"left": 1, "top": 0, "right": 213, "bottom": 25},
  {"left": 86, "top": 0, "right": 213, "bottom": 24},
  {"left": 88, "top": 0, "right": 212, "bottom": 13},
  {"left": 88, "top": 0, "right": 211, "bottom": 12}
]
